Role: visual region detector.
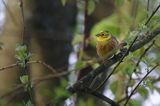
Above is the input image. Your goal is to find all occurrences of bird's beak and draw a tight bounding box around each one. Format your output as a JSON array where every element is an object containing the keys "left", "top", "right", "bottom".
[{"left": 96, "top": 34, "right": 100, "bottom": 37}]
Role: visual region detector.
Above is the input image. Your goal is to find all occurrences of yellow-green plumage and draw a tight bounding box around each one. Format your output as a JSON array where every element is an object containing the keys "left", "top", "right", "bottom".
[{"left": 96, "top": 31, "right": 119, "bottom": 59}]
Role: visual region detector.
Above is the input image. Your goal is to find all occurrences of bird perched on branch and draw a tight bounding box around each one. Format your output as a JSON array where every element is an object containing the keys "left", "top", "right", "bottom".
[{"left": 96, "top": 31, "right": 126, "bottom": 60}]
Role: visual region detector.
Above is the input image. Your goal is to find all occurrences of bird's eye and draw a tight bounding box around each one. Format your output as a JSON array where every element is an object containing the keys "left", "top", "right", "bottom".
[{"left": 101, "top": 33, "right": 106, "bottom": 37}]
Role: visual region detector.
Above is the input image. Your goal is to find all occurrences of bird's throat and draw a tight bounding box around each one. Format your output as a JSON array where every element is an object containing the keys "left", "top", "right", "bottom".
[
  {"left": 97, "top": 37, "right": 110, "bottom": 45},
  {"left": 97, "top": 36, "right": 110, "bottom": 43}
]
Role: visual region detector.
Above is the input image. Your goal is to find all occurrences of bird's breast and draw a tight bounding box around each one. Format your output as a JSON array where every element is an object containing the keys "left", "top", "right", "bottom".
[{"left": 96, "top": 38, "right": 118, "bottom": 58}]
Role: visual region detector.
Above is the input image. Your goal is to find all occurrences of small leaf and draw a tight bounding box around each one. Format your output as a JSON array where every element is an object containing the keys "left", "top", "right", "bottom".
[
  {"left": 137, "top": 86, "right": 148, "bottom": 98},
  {"left": 20, "top": 75, "right": 29, "bottom": 84},
  {"left": 110, "top": 81, "right": 118, "bottom": 94},
  {"left": 15, "top": 44, "right": 31, "bottom": 68},
  {"left": 128, "top": 99, "right": 141, "bottom": 106},
  {"left": 60, "top": 79, "right": 68, "bottom": 87},
  {"left": 75, "top": 60, "right": 86, "bottom": 70},
  {"left": 77, "top": 100, "right": 86, "bottom": 106},
  {"left": 55, "top": 87, "right": 70, "bottom": 99},
  {"left": 87, "top": 0, "right": 96, "bottom": 15},
  {"left": 115, "top": 0, "right": 124, "bottom": 7},
  {"left": 143, "top": 77, "right": 154, "bottom": 91},
  {"left": 72, "top": 34, "right": 82, "bottom": 45},
  {"left": 61, "top": 0, "right": 67, "bottom": 6},
  {"left": 26, "top": 100, "right": 34, "bottom": 106}
]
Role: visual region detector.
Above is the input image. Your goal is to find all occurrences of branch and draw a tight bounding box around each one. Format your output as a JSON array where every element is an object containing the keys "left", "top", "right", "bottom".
[
  {"left": 94, "top": 36, "right": 138, "bottom": 91},
  {"left": 0, "top": 60, "right": 57, "bottom": 73},
  {"left": 145, "top": 4, "right": 160, "bottom": 25},
  {"left": 0, "top": 70, "right": 72, "bottom": 99},
  {"left": 130, "top": 29, "right": 160, "bottom": 51},
  {"left": 76, "top": 87, "right": 120, "bottom": 106},
  {"left": 33, "top": 70, "right": 73, "bottom": 85},
  {"left": 124, "top": 64, "right": 159, "bottom": 106},
  {"left": 133, "top": 40, "right": 155, "bottom": 72},
  {"left": 0, "top": 84, "right": 24, "bottom": 99},
  {"left": 18, "top": 0, "right": 25, "bottom": 44},
  {"left": 0, "top": 63, "right": 18, "bottom": 72},
  {"left": 125, "top": 41, "right": 154, "bottom": 100},
  {"left": 67, "top": 29, "right": 160, "bottom": 94},
  {"left": 28, "top": 60, "right": 57, "bottom": 73}
]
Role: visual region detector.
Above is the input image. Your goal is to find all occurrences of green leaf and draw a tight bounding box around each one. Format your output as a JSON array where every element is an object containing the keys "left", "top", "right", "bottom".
[
  {"left": 60, "top": 79, "right": 68, "bottom": 87},
  {"left": 26, "top": 100, "right": 34, "bottom": 106},
  {"left": 55, "top": 87, "right": 70, "bottom": 99},
  {"left": 87, "top": 0, "right": 96, "bottom": 15},
  {"left": 91, "top": 14, "right": 120, "bottom": 36},
  {"left": 72, "top": 34, "right": 82, "bottom": 45},
  {"left": 77, "top": 100, "right": 86, "bottom": 106},
  {"left": 121, "top": 60, "right": 134, "bottom": 76},
  {"left": 115, "top": 0, "right": 124, "bottom": 7},
  {"left": 110, "top": 81, "right": 118, "bottom": 94},
  {"left": 15, "top": 44, "right": 31, "bottom": 68},
  {"left": 75, "top": 60, "right": 86, "bottom": 70},
  {"left": 20, "top": 75, "right": 29, "bottom": 84},
  {"left": 123, "top": 65, "right": 133, "bottom": 76},
  {"left": 128, "top": 99, "right": 141, "bottom": 106},
  {"left": 137, "top": 86, "right": 148, "bottom": 98},
  {"left": 143, "top": 77, "right": 154, "bottom": 91},
  {"left": 61, "top": 0, "right": 67, "bottom": 6}
]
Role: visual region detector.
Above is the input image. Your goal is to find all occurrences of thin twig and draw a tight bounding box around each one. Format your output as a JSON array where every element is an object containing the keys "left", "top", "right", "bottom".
[
  {"left": 0, "top": 63, "right": 18, "bottom": 71},
  {"left": 116, "top": 91, "right": 136, "bottom": 104},
  {"left": 33, "top": 70, "right": 73, "bottom": 85},
  {"left": 83, "top": 0, "right": 89, "bottom": 49},
  {"left": 145, "top": 4, "right": 160, "bottom": 25},
  {"left": 18, "top": 0, "right": 25, "bottom": 44},
  {"left": 147, "top": 0, "right": 150, "bottom": 18},
  {"left": 28, "top": 60, "right": 57, "bottom": 73},
  {"left": 117, "top": 96, "right": 128, "bottom": 104},
  {"left": 94, "top": 36, "right": 138, "bottom": 91},
  {"left": 0, "top": 84, "right": 24, "bottom": 99},
  {"left": 124, "top": 64, "right": 159, "bottom": 106},
  {"left": 0, "top": 60, "right": 57, "bottom": 73},
  {"left": 0, "top": 70, "right": 73, "bottom": 99},
  {"left": 125, "top": 41, "right": 154, "bottom": 99},
  {"left": 133, "top": 40, "right": 155, "bottom": 72}
]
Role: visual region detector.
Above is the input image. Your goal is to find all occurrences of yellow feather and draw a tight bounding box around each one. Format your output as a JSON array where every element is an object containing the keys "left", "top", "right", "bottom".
[{"left": 96, "top": 31, "right": 119, "bottom": 59}]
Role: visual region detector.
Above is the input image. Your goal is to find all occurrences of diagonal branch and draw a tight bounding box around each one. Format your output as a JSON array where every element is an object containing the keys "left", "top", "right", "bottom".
[
  {"left": 0, "top": 70, "right": 72, "bottom": 99},
  {"left": 145, "top": 4, "right": 160, "bottom": 25},
  {"left": 133, "top": 40, "right": 155, "bottom": 73},
  {"left": 0, "top": 60, "right": 57, "bottom": 73},
  {"left": 124, "top": 64, "right": 159, "bottom": 106},
  {"left": 125, "top": 41, "right": 155, "bottom": 101},
  {"left": 78, "top": 87, "right": 120, "bottom": 106},
  {"left": 67, "top": 28, "right": 160, "bottom": 95},
  {"left": 0, "top": 63, "right": 18, "bottom": 71}
]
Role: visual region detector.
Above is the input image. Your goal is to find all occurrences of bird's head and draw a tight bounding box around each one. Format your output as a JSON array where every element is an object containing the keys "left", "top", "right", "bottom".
[{"left": 96, "top": 31, "right": 111, "bottom": 42}]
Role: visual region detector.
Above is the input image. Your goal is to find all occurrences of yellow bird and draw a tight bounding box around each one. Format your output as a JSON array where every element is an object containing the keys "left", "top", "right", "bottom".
[{"left": 96, "top": 31, "right": 120, "bottom": 59}]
